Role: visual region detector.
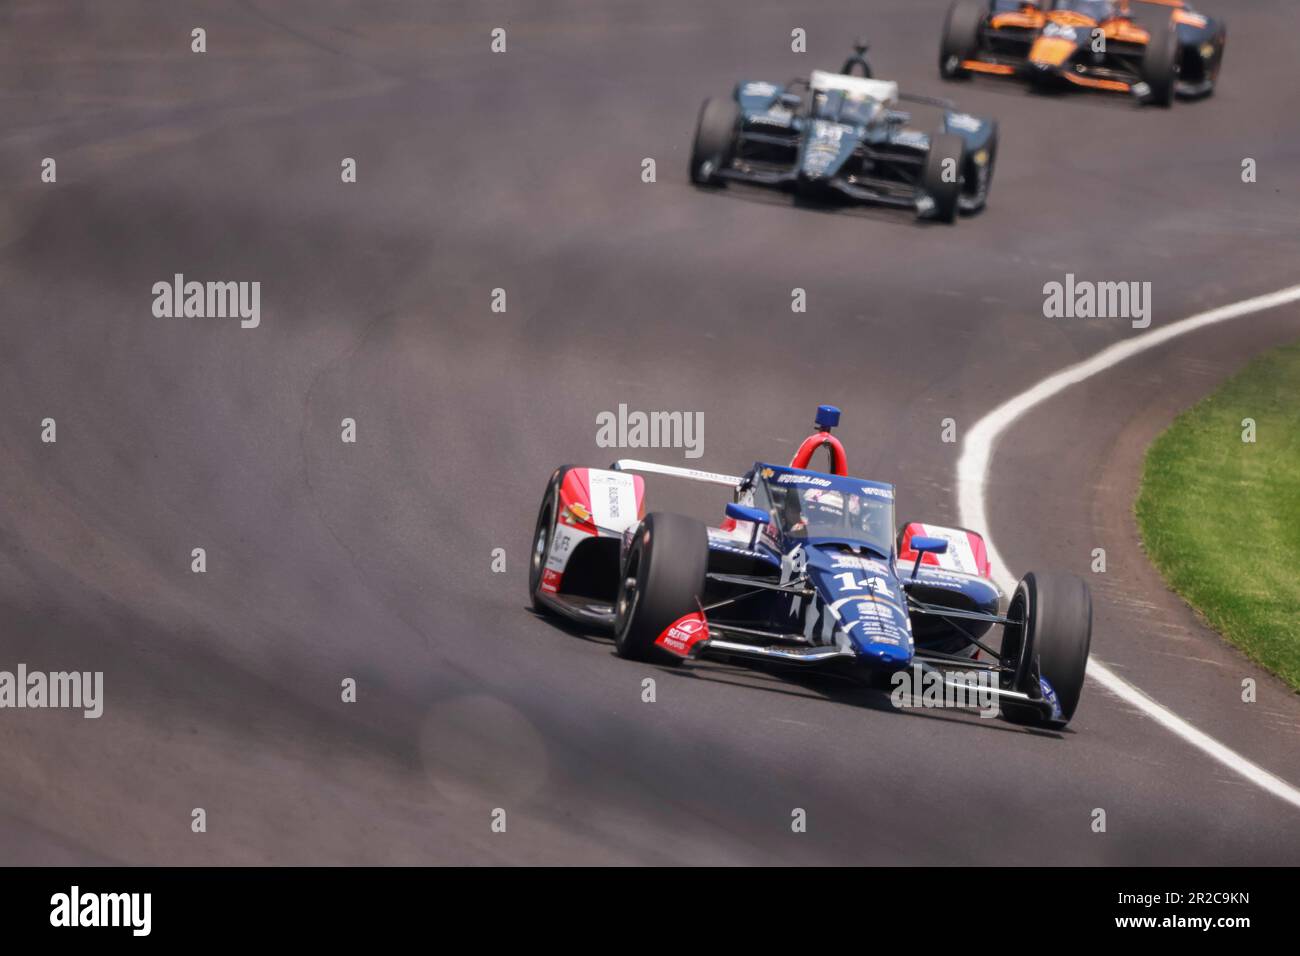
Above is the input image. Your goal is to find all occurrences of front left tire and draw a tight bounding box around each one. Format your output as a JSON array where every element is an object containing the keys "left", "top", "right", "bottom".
[
  {"left": 613, "top": 512, "right": 709, "bottom": 662},
  {"left": 999, "top": 571, "right": 1093, "bottom": 729},
  {"left": 690, "top": 97, "right": 740, "bottom": 185},
  {"left": 919, "top": 132, "right": 968, "bottom": 223}
]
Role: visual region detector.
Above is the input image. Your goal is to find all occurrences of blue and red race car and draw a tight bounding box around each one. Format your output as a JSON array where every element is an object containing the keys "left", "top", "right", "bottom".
[{"left": 529, "top": 406, "right": 1093, "bottom": 728}]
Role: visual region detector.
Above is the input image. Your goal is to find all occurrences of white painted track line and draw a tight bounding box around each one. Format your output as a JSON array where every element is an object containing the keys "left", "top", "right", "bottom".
[{"left": 957, "top": 284, "right": 1300, "bottom": 811}]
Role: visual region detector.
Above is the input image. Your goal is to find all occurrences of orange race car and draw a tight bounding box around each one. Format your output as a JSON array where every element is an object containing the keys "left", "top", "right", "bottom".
[{"left": 939, "top": 0, "right": 1226, "bottom": 106}]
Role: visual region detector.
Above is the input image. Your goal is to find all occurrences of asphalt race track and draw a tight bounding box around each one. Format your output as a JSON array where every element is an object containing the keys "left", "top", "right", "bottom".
[{"left": 2, "top": 1, "right": 1298, "bottom": 865}]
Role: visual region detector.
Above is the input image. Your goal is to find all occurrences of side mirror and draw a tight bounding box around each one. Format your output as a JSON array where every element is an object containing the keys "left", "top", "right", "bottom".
[
  {"left": 910, "top": 536, "right": 948, "bottom": 555},
  {"left": 907, "top": 535, "right": 948, "bottom": 581},
  {"left": 726, "top": 502, "right": 769, "bottom": 525},
  {"left": 779, "top": 92, "right": 802, "bottom": 108}
]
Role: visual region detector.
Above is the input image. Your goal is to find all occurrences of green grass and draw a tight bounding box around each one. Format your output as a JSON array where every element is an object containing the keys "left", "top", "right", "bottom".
[{"left": 1136, "top": 339, "right": 1300, "bottom": 691}]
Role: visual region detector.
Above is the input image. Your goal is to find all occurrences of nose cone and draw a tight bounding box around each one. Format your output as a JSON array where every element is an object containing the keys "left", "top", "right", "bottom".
[
  {"left": 855, "top": 636, "right": 912, "bottom": 667},
  {"left": 1029, "top": 36, "right": 1076, "bottom": 67},
  {"left": 807, "top": 556, "right": 914, "bottom": 665},
  {"left": 799, "top": 121, "right": 856, "bottom": 181}
]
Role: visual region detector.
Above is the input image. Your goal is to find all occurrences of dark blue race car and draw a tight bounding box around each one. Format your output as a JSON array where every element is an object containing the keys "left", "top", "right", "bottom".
[
  {"left": 690, "top": 46, "right": 999, "bottom": 223},
  {"left": 529, "top": 406, "right": 1092, "bottom": 729}
]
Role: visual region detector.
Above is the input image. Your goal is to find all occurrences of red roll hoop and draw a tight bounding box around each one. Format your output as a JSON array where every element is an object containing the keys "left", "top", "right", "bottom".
[{"left": 789, "top": 432, "right": 848, "bottom": 475}]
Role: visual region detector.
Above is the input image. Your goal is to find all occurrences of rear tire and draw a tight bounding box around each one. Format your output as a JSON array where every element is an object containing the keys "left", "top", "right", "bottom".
[
  {"left": 940, "top": 0, "right": 986, "bottom": 79},
  {"left": 529, "top": 466, "right": 573, "bottom": 611},
  {"left": 690, "top": 97, "right": 740, "bottom": 185},
  {"left": 1141, "top": 20, "right": 1179, "bottom": 107},
  {"left": 919, "top": 132, "right": 967, "bottom": 223},
  {"left": 613, "top": 512, "right": 709, "bottom": 663},
  {"left": 999, "top": 572, "right": 1092, "bottom": 728}
]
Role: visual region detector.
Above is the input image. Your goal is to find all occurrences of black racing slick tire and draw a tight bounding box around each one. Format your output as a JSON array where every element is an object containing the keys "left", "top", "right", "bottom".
[
  {"left": 940, "top": 0, "right": 986, "bottom": 79},
  {"left": 529, "top": 465, "right": 573, "bottom": 611},
  {"left": 1141, "top": 20, "right": 1179, "bottom": 107},
  {"left": 690, "top": 97, "right": 740, "bottom": 186},
  {"left": 999, "top": 572, "right": 1093, "bottom": 729},
  {"left": 613, "top": 512, "right": 709, "bottom": 663},
  {"left": 920, "top": 132, "right": 967, "bottom": 223}
]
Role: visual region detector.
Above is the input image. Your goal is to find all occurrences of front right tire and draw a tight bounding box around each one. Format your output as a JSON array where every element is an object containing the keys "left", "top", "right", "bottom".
[{"left": 1141, "top": 20, "right": 1179, "bottom": 107}]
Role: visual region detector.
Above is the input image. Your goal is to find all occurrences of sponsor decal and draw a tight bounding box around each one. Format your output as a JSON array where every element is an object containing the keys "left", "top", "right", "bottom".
[
  {"left": 708, "top": 540, "right": 761, "bottom": 557},
  {"left": 654, "top": 613, "right": 710, "bottom": 658},
  {"left": 811, "top": 120, "right": 846, "bottom": 143},
  {"left": 828, "top": 592, "right": 911, "bottom": 647},
  {"left": 860, "top": 485, "right": 894, "bottom": 499},
  {"left": 831, "top": 554, "right": 890, "bottom": 573},
  {"left": 1039, "top": 677, "right": 1063, "bottom": 722},
  {"left": 900, "top": 523, "right": 991, "bottom": 578},
  {"left": 947, "top": 112, "right": 983, "bottom": 133},
  {"left": 777, "top": 474, "right": 832, "bottom": 487},
  {"left": 894, "top": 129, "right": 929, "bottom": 150},
  {"left": 545, "top": 523, "right": 588, "bottom": 572},
  {"left": 753, "top": 107, "right": 794, "bottom": 127},
  {"left": 849, "top": 610, "right": 905, "bottom": 636},
  {"left": 910, "top": 569, "right": 970, "bottom": 587},
  {"left": 582, "top": 470, "right": 639, "bottom": 533}
]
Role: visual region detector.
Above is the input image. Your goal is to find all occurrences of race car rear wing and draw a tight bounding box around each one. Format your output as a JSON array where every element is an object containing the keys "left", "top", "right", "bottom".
[{"left": 611, "top": 459, "right": 742, "bottom": 488}]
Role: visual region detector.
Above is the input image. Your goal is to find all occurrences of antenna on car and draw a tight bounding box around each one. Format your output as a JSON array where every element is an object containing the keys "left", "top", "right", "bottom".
[
  {"left": 814, "top": 404, "right": 840, "bottom": 433},
  {"left": 790, "top": 405, "right": 849, "bottom": 475}
]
